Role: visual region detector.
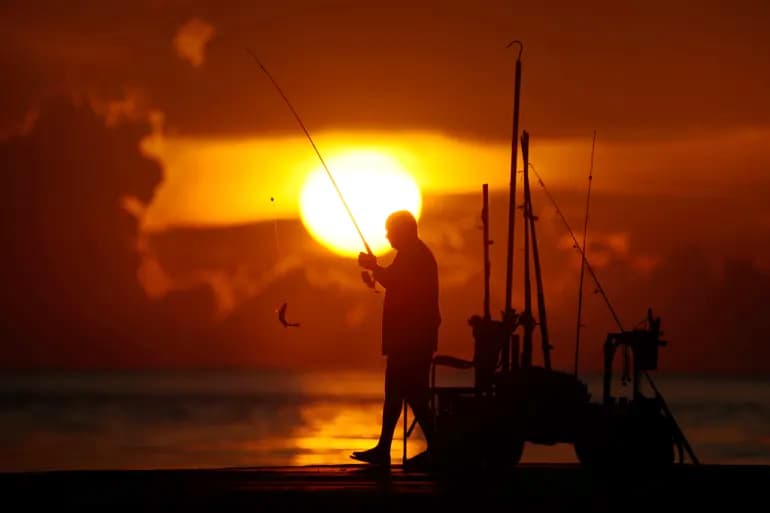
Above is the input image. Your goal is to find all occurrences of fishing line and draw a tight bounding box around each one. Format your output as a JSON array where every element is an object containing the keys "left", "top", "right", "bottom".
[
  {"left": 270, "top": 196, "right": 281, "bottom": 258},
  {"left": 269, "top": 195, "right": 299, "bottom": 326},
  {"left": 245, "top": 49, "right": 373, "bottom": 257},
  {"left": 246, "top": 49, "right": 378, "bottom": 293}
]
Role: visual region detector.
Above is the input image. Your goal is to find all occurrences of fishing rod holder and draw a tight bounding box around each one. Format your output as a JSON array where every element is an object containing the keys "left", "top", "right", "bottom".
[{"left": 602, "top": 308, "right": 667, "bottom": 405}]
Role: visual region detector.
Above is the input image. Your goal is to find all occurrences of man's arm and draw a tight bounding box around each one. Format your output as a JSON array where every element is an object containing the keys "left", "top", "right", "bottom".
[
  {"left": 359, "top": 252, "right": 400, "bottom": 288},
  {"left": 371, "top": 263, "right": 397, "bottom": 288}
]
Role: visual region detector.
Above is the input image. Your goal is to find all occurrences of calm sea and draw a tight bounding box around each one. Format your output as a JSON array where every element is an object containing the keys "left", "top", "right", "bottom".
[{"left": 1, "top": 370, "right": 768, "bottom": 472}]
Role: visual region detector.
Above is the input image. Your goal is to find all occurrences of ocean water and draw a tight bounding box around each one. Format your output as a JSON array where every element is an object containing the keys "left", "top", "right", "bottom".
[{"left": 1, "top": 369, "right": 768, "bottom": 472}]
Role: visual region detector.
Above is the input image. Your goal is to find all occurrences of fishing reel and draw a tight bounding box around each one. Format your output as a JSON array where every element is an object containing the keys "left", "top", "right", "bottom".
[{"left": 361, "top": 271, "right": 378, "bottom": 292}]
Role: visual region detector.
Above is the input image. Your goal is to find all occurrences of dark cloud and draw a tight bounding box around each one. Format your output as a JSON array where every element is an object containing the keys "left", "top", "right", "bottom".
[
  {"left": 575, "top": 245, "right": 770, "bottom": 375},
  {"left": 0, "top": 98, "right": 216, "bottom": 369},
  {"left": 1, "top": 1, "right": 769, "bottom": 141}
]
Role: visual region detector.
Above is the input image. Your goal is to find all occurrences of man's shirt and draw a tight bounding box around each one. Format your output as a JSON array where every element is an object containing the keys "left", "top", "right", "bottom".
[{"left": 373, "top": 239, "right": 440, "bottom": 359}]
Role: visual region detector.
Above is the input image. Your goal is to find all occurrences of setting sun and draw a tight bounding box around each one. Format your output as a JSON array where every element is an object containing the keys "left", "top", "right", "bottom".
[{"left": 299, "top": 151, "right": 422, "bottom": 257}]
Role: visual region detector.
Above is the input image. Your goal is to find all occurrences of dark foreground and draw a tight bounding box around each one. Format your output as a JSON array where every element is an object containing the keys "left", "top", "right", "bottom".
[{"left": 1, "top": 464, "right": 767, "bottom": 512}]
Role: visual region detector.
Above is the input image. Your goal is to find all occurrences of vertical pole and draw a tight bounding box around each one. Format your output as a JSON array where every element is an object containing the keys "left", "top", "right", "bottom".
[
  {"left": 521, "top": 131, "right": 533, "bottom": 368},
  {"left": 482, "top": 184, "right": 491, "bottom": 321},
  {"left": 402, "top": 400, "right": 407, "bottom": 464},
  {"left": 511, "top": 334, "right": 520, "bottom": 369},
  {"left": 504, "top": 46, "right": 523, "bottom": 318},
  {"left": 603, "top": 336, "right": 614, "bottom": 405},
  {"left": 524, "top": 132, "right": 552, "bottom": 370}
]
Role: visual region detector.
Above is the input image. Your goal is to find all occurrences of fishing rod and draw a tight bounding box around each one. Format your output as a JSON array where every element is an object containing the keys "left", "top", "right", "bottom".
[
  {"left": 529, "top": 162, "right": 699, "bottom": 464},
  {"left": 528, "top": 163, "right": 623, "bottom": 331},
  {"left": 531, "top": 158, "right": 628, "bottom": 381},
  {"left": 566, "top": 133, "right": 635, "bottom": 389},
  {"left": 245, "top": 49, "right": 377, "bottom": 289},
  {"left": 574, "top": 130, "right": 597, "bottom": 376}
]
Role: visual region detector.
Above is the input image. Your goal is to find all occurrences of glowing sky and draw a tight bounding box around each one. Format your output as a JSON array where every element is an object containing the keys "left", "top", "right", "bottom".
[
  {"left": 4, "top": 1, "right": 769, "bottom": 231},
  {"left": 2, "top": 1, "right": 770, "bottom": 372}
]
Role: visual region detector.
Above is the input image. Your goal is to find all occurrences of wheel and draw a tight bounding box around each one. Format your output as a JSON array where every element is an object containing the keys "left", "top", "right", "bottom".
[
  {"left": 574, "top": 403, "right": 611, "bottom": 470},
  {"left": 574, "top": 433, "right": 611, "bottom": 470},
  {"left": 575, "top": 407, "right": 675, "bottom": 473},
  {"left": 485, "top": 435, "right": 525, "bottom": 471}
]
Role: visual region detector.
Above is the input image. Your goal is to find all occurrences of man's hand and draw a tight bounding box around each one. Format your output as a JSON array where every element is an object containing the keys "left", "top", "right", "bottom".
[{"left": 358, "top": 252, "right": 378, "bottom": 271}]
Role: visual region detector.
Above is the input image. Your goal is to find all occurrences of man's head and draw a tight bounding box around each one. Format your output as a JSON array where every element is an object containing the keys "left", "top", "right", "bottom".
[{"left": 385, "top": 210, "right": 419, "bottom": 250}]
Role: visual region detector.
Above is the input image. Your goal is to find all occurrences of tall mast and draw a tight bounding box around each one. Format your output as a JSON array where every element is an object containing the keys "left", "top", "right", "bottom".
[
  {"left": 482, "top": 184, "right": 491, "bottom": 321},
  {"left": 504, "top": 41, "right": 523, "bottom": 319},
  {"left": 523, "top": 131, "right": 552, "bottom": 370},
  {"left": 521, "top": 131, "right": 533, "bottom": 368}
]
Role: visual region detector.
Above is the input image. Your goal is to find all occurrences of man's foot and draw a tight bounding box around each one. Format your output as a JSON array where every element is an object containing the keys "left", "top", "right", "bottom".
[{"left": 350, "top": 446, "right": 391, "bottom": 467}]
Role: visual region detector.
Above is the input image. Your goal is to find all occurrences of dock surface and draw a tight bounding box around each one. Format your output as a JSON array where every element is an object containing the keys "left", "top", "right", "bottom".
[{"left": 2, "top": 463, "right": 767, "bottom": 512}]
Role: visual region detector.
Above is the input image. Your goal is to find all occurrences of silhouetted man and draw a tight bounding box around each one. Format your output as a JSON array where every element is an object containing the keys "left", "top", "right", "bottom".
[{"left": 352, "top": 210, "right": 440, "bottom": 467}]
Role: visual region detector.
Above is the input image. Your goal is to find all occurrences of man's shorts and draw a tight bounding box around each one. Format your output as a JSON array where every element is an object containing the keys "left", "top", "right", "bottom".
[{"left": 385, "top": 354, "right": 432, "bottom": 400}]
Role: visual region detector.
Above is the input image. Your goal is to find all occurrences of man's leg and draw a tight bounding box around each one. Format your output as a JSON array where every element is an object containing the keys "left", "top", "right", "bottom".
[
  {"left": 406, "top": 356, "right": 435, "bottom": 449},
  {"left": 351, "top": 357, "right": 402, "bottom": 465},
  {"left": 407, "top": 391, "right": 435, "bottom": 449},
  {"left": 376, "top": 373, "right": 404, "bottom": 452}
]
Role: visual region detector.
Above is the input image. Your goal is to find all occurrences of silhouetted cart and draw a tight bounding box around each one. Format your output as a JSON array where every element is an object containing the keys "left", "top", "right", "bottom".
[{"left": 404, "top": 48, "right": 697, "bottom": 469}]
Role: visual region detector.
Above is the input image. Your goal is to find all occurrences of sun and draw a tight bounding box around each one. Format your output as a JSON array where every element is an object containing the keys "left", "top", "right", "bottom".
[{"left": 299, "top": 151, "right": 422, "bottom": 257}]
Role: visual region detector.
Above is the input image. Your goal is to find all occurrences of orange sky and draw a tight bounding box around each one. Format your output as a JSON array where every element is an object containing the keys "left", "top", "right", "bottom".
[
  {"left": 1, "top": 1, "right": 770, "bottom": 373},
  {"left": 139, "top": 128, "right": 770, "bottom": 230},
  {"left": 3, "top": 1, "right": 769, "bottom": 140}
]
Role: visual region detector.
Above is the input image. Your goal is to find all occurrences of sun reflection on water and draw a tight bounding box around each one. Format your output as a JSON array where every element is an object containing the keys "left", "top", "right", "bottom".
[{"left": 290, "top": 401, "right": 427, "bottom": 466}]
